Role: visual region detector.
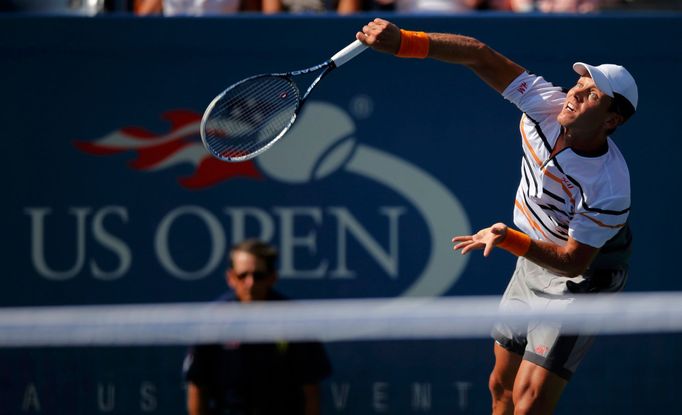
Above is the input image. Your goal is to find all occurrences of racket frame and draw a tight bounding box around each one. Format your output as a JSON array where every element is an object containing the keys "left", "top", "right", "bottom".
[{"left": 200, "top": 40, "right": 367, "bottom": 162}]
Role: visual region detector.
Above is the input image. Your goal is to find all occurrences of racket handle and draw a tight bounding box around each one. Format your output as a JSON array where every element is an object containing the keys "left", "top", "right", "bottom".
[{"left": 330, "top": 40, "right": 368, "bottom": 68}]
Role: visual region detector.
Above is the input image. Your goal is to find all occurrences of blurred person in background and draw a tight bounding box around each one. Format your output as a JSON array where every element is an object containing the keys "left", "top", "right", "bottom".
[
  {"left": 134, "top": 0, "right": 360, "bottom": 13},
  {"left": 529, "top": 0, "right": 602, "bottom": 12},
  {"left": 393, "top": 0, "right": 481, "bottom": 13},
  {"left": 0, "top": 0, "right": 107, "bottom": 14},
  {"left": 480, "top": 0, "right": 612, "bottom": 12},
  {"left": 134, "top": 0, "right": 163, "bottom": 13},
  {"left": 361, "top": 0, "right": 396, "bottom": 11},
  {"left": 183, "top": 239, "right": 332, "bottom": 415},
  {"left": 261, "top": 0, "right": 360, "bottom": 14},
  {"left": 134, "top": 0, "right": 260, "bottom": 14},
  {"left": 467, "top": 0, "right": 612, "bottom": 12}
]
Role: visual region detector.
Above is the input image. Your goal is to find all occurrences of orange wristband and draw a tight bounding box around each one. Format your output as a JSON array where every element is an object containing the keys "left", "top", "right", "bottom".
[
  {"left": 396, "top": 29, "right": 430, "bottom": 59},
  {"left": 498, "top": 229, "right": 531, "bottom": 257}
]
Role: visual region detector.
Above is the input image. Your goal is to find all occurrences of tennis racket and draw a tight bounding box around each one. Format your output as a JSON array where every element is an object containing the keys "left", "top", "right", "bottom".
[{"left": 200, "top": 39, "right": 368, "bottom": 162}]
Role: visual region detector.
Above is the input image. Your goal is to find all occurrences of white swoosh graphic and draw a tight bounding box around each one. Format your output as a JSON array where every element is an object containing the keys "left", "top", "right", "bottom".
[{"left": 345, "top": 145, "right": 470, "bottom": 297}]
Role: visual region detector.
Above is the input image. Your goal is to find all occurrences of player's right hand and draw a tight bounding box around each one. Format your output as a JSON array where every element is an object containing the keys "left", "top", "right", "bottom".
[{"left": 356, "top": 18, "right": 401, "bottom": 55}]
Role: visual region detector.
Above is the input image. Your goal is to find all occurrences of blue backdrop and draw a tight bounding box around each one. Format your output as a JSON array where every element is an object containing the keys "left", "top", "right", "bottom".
[{"left": 1, "top": 13, "right": 681, "bottom": 414}]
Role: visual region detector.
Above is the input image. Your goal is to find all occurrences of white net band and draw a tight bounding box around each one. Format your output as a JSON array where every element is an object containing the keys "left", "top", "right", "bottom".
[{"left": 2, "top": 292, "right": 681, "bottom": 347}]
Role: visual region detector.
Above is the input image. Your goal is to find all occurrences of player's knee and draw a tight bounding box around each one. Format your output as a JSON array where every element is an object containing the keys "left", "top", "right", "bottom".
[
  {"left": 513, "top": 401, "right": 547, "bottom": 415},
  {"left": 489, "top": 372, "right": 513, "bottom": 401},
  {"left": 512, "top": 389, "right": 552, "bottom": 415}
]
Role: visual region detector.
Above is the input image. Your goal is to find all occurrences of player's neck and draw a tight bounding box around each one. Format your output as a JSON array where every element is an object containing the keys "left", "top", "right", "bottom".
[{"left": 560, "top": 128, "right": 608, "bottom": 157}]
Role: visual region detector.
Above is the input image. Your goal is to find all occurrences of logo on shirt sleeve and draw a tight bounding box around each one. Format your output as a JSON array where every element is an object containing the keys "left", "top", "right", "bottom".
[{"left": 517, "top": 82, "right": 528, "bottom": 94}]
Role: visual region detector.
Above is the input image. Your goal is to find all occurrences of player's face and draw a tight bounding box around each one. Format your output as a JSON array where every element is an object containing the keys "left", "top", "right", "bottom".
[
  {"left": 227, "top": 251, "right": 276, "bottom": 302},
  {"left": 557, "top": 76, "right": 616, "bottom": 134}
]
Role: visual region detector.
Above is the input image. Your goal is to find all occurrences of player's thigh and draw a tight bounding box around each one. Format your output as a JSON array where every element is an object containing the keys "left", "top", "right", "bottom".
[
  {"left": 512, "top": 359, "right": 567, "bottom": 414},
  {"left": 490, "top": 342, "right": 522, "bottom": 391}
]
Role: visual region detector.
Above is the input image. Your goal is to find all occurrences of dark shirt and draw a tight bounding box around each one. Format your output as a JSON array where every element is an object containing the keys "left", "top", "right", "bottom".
[{"left": 184, "top": 290, "right": 332, "bottom": 415}]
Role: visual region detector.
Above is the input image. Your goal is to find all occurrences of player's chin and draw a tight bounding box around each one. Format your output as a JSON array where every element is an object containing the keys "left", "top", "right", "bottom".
[{"left": 556, "top": 112, "right": 574, "bottom": 128}]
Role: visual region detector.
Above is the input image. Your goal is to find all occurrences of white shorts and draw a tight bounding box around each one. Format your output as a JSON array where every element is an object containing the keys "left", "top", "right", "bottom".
[{"left": 492, "top": 257, "right": 627, "bottom": 380}]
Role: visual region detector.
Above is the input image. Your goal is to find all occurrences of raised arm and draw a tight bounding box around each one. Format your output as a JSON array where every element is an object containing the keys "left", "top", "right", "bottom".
[{"left": 357, "top": 18, "right": 525, "bottom": 93}]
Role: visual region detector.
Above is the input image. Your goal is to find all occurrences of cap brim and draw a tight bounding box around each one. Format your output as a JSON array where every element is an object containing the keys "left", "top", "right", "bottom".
[{"left": 573, "top": 62, "right": 614, "bottom": 98}]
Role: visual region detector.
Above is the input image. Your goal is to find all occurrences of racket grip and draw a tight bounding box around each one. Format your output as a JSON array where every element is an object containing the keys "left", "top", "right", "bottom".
[{"left": 330, "top": 40, "right": 368, "bottom": 68}]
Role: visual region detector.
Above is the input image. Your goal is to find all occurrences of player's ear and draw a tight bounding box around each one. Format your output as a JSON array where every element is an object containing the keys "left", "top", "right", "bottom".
[{"left": 605, "top": 112, "right": 623, "bottom": 130}]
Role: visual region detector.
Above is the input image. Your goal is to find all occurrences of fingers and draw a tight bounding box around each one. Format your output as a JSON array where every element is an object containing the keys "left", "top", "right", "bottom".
[
  {"left": 453, "top": 241, "right": 471, "bottom": 252},
  {"left": 483, "top": 241, "right": 494, "bottom": 257},
  {"left": 452, "top": 228, "right": 499, "bottom": 256},
  {"left": 361, "top": 22, "right": 379, "bottom": 43},
  {"left": 358, "top": 18, "right": 400, "bottom": 54},
  {"left": 461, "top": 242, "right": 483, "bottom": 255},
  {"left": 452, "top": 238, "right": 484, "bottom": 255},
  {"left": 452, "top": 235, "right": 476, "bottom": 252},
  {"left": 452, "top": 235, "right": 476, "bottom": 254}
]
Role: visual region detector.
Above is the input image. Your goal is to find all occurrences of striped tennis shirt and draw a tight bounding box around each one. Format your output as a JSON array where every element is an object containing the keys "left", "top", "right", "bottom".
[{"left": 502, "top": 72, "right": 631, "bottom": 269}]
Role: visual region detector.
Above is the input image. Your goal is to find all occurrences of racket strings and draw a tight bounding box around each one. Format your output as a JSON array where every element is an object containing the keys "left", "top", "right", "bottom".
[
  {"left": 215, "top": 81, "right": 289, "bottom": 135},
  {"left": 206, "top": 77, "right": 297, "bottom": 142},
  {"left": 208, "top": 90, "right": 286, "bottom": 150},
  {"left": 203, "top": 76, "right": 300, "bottom": 160}
]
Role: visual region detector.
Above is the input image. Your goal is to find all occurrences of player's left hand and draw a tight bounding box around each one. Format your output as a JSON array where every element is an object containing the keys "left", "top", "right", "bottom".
[{"left": 452, "top": 223, "right": 508, "bottom": 257}]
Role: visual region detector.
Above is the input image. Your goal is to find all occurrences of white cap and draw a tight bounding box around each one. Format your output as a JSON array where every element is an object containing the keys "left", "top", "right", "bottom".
[{"left": 573, "top": 62, "right": 638, "bottom": 111}]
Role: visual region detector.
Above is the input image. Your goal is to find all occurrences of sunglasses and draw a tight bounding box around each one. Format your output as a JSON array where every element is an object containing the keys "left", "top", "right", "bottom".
[{"left": 232, "top": 270, "right": 271, "bottom": 281}]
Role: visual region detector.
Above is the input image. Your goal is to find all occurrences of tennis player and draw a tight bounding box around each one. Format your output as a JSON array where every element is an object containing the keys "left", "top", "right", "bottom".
[{"left": 358, "top": 18, "right": 637, "bottom": 414}]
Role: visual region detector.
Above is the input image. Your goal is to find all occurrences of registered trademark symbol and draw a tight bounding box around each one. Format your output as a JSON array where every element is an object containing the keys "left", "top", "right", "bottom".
[{"left": 350, "top": 95, "right": 373, "bottom": 119}]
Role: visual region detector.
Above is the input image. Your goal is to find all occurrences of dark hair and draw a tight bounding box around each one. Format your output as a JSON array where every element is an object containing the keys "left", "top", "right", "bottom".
[
  {"left": 611, "top": 93, "right": 636, "bottom": 123},
  {"left": 606, "top": 93, "right": 636, "bottom": 135},
  {"left": 229, "top": 239, "right": 278, "bottom": 273}
]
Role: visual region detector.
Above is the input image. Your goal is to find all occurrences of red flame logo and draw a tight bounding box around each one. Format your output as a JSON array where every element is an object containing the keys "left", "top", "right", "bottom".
[{"left": 73, "top": 110, "right": 262, "bottom": 190}]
